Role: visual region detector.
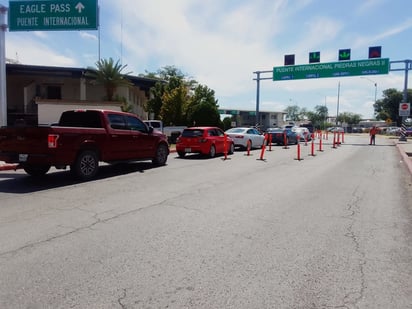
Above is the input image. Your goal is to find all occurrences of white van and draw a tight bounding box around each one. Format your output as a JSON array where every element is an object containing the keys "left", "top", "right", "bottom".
[{"left": 144, "top": 120, "right": 163, "bottom": 132}]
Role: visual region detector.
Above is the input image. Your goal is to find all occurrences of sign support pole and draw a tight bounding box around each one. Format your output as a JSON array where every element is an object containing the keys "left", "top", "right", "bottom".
[
  {"left": 396, "top": 60, "right": 411, "bottom": 141},
  {"left": 253, "top": 70, "right": 272, "bottom": 129},
  {"left": 0, "top": 5, "right": 7, "bottom": 127}
]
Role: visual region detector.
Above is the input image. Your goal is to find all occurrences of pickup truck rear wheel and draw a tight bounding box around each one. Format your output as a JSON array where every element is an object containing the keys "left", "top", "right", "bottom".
[
  {"left": 23, "top": 164, "right": 51, "bottom": 177},
  {"left": 71, "top": 150, "right": 99, "bottom": 180},
  {"left": 152, "top": 143, "right": 169, "bottom": 166}
]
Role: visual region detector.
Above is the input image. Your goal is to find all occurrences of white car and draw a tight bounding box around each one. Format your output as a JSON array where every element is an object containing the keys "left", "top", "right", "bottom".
[
  {"left": 293, "top": 127, "right": 312, "bottom": 141},
  {"left": 225, "top": 127, "right": 265, "bottom": 149},
  {"left": 328, "top": 127, "right": 345, "bottom": 133}
]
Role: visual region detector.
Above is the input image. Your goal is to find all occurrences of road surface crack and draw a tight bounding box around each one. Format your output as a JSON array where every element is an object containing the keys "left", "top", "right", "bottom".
[
  {"left": 340, "top": 187, "right": 367, "bottom": 309},
  {"left": 117, "top": 288, "right": 127, "bottom": 309}
]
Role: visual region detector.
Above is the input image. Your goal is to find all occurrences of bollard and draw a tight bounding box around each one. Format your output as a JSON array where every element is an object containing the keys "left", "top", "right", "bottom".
[
  {"left": 332, "top": 131, "right": 337, "bottom": 148},
  {"left": 342, "top": 131, "right": 345, "bottom": 143},
  {"left": 283, "top": 131, "right": 289, "bottom": 149},
  {"left": 268, "top": 133, "right": 272, "bottom": 151},
  {"left": 246, "top": 139, "right": 251, "bottom": 156},
  {"left": 310, "top": 135, "right": 316, "bottom": 156},
  {"left": 318, "top": 137, "right": 324, "bottom": 152},
  {"left": 337, "top": 131, "right": 341, "bottom": 146},
  {"left": 224, "top": 134, "right": 228, "bottom": 160},
  {"left": 258, "top": 135, "right": 267, "bottom": 161},
  {"left": 295, "top": 135, "right": 303, "bottom": 161}
]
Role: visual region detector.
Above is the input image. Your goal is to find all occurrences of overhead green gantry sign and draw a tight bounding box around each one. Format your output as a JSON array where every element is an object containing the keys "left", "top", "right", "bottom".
[{"left": 273, "top": 58, "right": 390, "bottom": 81}]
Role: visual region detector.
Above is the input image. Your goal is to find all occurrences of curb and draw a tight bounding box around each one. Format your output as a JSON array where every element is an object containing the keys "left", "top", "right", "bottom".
[
  {"left": 396, "top": 143, "right": 412, "bottom": 176},
  {"left": 0, "top": 163, "right": 18, "bottom": 171}
]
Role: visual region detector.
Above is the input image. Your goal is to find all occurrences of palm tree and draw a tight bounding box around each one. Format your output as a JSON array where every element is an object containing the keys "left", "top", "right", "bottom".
[{"left": 85, "top": 58, "right": 132, "bottom": 101}]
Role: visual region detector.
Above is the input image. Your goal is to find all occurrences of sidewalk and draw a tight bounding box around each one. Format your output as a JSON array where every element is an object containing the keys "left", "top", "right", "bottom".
[{"left": 1, "top": 139, "right": 412, "bottom": 174}]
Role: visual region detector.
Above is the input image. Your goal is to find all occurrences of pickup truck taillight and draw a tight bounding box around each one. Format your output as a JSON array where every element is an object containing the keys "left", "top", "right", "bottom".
[{"left": 48, "top": 134, "right": 59, "bottom": 148}]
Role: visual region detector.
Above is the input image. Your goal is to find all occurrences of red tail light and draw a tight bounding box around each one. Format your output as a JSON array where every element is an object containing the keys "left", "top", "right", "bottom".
[{"left": 48, "top": 134, "right": 59, "bottom": 148}]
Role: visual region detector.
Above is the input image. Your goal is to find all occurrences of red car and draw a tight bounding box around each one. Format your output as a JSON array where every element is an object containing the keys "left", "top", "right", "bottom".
[{"left": 176, "top": 127, "right": 235, "bottom": 158}]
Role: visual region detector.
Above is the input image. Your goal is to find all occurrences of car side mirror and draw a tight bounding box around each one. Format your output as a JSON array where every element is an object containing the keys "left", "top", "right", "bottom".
[{"left": 148, "top": 126, "right": 154, "bottom": 134}]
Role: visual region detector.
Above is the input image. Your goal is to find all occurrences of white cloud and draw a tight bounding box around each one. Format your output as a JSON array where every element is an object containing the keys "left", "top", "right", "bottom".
[
  {"left": 79, "top": 32, "right": 98, "bottom": 41},
  {"left": 3, "top": 0, "right": 411, "bottom": 119},
  {"left": 6, "top": 35, "right": 76, "bottom": 66}
]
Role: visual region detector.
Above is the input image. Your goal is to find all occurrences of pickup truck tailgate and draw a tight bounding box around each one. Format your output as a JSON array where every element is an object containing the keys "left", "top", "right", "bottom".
[
  {"left": 0, "top": 126, "right": 52, "bottom": 162},
  {"left": 0, "top": 126, "right": 51, "bottom": 151}
]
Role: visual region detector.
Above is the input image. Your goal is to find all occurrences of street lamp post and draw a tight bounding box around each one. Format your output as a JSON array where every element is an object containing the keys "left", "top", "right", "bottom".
[
  {"left": 361, "top": 76, "right": 377, "bottom": 105},
  {"left": 336, "top": 82, "right": 340, "bottom": 126},
  {"left": 324, "top": 95, "right": 327, "bottom": 130}
]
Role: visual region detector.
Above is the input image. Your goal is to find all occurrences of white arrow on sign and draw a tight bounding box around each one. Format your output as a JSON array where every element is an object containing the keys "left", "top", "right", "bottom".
[{"left": 75, "top": 2, "right": 85, "bottom": 13}]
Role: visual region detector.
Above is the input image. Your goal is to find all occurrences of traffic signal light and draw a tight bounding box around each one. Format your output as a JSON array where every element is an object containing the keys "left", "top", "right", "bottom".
[
  {"left": 309, "top": 51, "right": 320, "bottom": 63},
  {"left": 368, "top": 46, "right": 382, "bottom": 58},
  {"left": 338, "top": 49, "right": 351, "bottom": 61},
  {"left": 284, "top": 54, "right": 295, "bottom": 66}
]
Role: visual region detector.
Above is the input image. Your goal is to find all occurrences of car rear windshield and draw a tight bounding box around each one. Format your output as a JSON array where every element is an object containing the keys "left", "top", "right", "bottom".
[
  {"left": 182, "top": 129, "right": 204, "bottom": 137},
  {"left": 59, "top": 111, "right": 103, "bottom": 128},
  {"left": 268, "top": 129, "right": 282, "bottom": 132},
  {"left": 227, "top": 128, "right": 244, "bottom": 133}
]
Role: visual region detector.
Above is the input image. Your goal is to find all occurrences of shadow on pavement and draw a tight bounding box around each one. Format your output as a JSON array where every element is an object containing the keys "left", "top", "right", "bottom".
[{"left": 0, "top": 162, "right": 160, "bottom": 194}]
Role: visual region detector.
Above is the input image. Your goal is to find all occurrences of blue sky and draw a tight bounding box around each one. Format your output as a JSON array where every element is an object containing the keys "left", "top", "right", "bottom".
[{"left": 2, "top": 0, "right": 412, "bottom": 118}]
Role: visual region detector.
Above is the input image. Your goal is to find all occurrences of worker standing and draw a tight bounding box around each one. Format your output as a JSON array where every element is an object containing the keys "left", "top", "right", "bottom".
[{"left": 369, "top": 126, "right": 378, "bottom": 145}]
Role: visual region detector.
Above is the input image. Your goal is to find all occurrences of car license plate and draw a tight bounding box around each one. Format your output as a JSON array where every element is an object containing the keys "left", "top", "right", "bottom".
[
  {"left": 185, "top": 148, "right": 191, "bottom": 152},
  {"left": 19, "top": 154, "right": 28, "bottom": 162}
]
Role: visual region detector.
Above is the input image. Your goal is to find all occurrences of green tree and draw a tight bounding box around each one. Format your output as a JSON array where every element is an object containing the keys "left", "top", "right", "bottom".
[
  {"left": 185, "top": 84, "right": 221, "bottom": 127},
  {"left": 146, "top": 82, "right": 166, "bottom": 119},
  {"left": 143, "top": 66, "right": 195, "bottom": 120},
  {"left": 337, "top": 112, "right": 362, "bottom": 125},
  {"left": 374, "top": 88, "right": 412, "bottom": 125},
  {"left": 284, "top": 105, "right": 301, "bottom": 122},
  {"left": 222, "top": 117, "right": 233, "bottom": 131},
  {"left": 160, "top": 84, "right": 188, "bottom": 126},
  {"left": 306, "top": 105, "right": 329, "bottom": 129},
  {"left": 85, "top": 58, "right": 132, "bottom": 101},
  {"left": 189, "top": 102, "right": 222, "bottom": 127},
  {"left": 142, "top": 66, "right": 223, "bottom": 126}
]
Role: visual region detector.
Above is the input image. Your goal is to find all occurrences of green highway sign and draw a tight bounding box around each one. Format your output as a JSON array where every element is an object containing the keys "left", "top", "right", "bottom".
[
  {"left": 8, "top": 0, "right": 98, "bottom": 31},
  {"left": 273, "top": 58, "right": 390, "bottom": 81}
]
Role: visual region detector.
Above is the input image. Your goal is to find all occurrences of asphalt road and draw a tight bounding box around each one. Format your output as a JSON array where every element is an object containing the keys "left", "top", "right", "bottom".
[{"left": 0, "top": 135, "right": 411, "bottom": 309}]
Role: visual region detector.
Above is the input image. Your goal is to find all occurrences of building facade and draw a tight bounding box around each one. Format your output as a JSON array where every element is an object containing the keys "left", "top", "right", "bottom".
[
  {"left": 219, "top": 108, "right": 287, "bottom": 130},
  {"left": 5, "top": 63, "right": 158, "bottom": 125}
]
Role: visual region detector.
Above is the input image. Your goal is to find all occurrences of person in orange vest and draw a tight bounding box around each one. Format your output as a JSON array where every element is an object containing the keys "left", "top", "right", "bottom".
[{"left": 369, "top": 126, "right": 378, "bottom": 145}]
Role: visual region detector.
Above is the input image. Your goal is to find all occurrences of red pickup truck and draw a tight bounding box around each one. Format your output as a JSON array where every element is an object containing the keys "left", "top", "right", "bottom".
[{"left": 0, "top": 109, "right": 169, "bottom": 179}]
